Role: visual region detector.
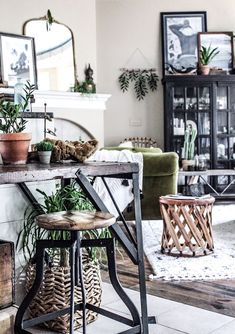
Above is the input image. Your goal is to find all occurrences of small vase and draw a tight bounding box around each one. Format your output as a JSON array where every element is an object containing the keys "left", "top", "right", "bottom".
[
  {"left": 38, "top": 151, "right": 52, "bottom": 164},
  {"left": 182, "top": 159, "right": 195, "bottom": 171}
]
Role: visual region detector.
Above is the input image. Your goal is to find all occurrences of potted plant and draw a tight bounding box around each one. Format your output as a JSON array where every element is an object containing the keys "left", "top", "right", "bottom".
[
  {"left": 199, "top": 45, "right": 220, "bottom": 75},
  {"left": 17, "top": 182, "right": 108, "bottom": 332},
  {"left": 0, "top": 81, "right": 35, "bottom": 164},
  {"left": 35, "top": 140, "right": 54, "bottom": 164},
  {"left": 182, "top": 126, "right": 197, "bottom": 171}
]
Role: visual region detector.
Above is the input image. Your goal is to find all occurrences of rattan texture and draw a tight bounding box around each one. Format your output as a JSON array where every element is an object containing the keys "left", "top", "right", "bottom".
[{"left": 26, "top": 256, "right": 102, "bottom": 333}]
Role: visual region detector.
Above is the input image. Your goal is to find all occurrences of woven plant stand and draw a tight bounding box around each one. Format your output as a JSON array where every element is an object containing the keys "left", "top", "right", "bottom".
[
  {"left": 159, "top": 196, "right": 215, "bottom": 256},
  {"left": 26, "top": 255, "right": 102, "bottom": 333}
]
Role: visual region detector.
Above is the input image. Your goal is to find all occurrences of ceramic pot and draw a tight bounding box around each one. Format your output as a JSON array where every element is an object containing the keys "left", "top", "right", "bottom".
[
  {"left": 182, "top": 159, "right": 195, "bottom": 171},
  {"left": 38, "top": 151, "right": 52, "bottom": 164},
  {"left": 200, "top": 65, "right": 210, "bottom": 75},
  {"left": 0, "top": 132, "right": 31, "bottom": 165}
]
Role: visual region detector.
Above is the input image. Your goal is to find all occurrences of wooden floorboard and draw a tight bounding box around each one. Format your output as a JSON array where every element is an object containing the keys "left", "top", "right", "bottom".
[{"left": 101, "top": 250, "right": 235, "bottom": 317}]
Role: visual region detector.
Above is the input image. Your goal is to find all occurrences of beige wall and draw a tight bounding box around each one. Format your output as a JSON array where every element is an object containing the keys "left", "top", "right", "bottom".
[
  {"left": 0, "top": 0, "right": 97, "bottom": 82},
  {"left": 96, "top": 0, "right": 235, "bottom": 149}
]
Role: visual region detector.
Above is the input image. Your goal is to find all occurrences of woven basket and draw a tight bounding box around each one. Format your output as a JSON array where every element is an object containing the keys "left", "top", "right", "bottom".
[{"left": 26, "top": 255, "right": 102, "bottom": 333}]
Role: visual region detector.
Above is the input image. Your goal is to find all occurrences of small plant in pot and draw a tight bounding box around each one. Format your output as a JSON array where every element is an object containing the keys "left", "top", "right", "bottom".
[
  {"left": 35, "top": 140, "right": 54, "bottom": 164},
  {"left": 199, "top": 45, "right": 220, "bottom": 75},
  {"left": 0, "top": 81, "right": 35, "bottom": 164},
  {"left": 182, "top": 126, "right": 197, "bottom": 171}
]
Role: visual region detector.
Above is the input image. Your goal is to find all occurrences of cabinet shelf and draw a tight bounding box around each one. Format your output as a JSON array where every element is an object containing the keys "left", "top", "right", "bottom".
[{"left": 164, "top": 75, "right": 235, "bottom": 193}]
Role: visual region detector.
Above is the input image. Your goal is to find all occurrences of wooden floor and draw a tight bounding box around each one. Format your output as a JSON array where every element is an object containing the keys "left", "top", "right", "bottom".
[{"left": 101, "top": 249, "right": 235, "bottom": 318}]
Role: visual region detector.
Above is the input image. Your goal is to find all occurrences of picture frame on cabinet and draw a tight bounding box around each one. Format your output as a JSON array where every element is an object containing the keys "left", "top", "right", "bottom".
[
  {"left": 161, "top": 11, "right": 207, "bottom": 76},
  {"left": 0, "top": 32, "right": 37, "bottom": 88},
  {"left": 198, "top": 32, "right": 234, "bottom": 73}
]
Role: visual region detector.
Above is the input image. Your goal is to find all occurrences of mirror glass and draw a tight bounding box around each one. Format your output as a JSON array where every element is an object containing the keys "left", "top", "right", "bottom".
[{"left": 23, "top": 17, "right": 76, "bottom": 91}]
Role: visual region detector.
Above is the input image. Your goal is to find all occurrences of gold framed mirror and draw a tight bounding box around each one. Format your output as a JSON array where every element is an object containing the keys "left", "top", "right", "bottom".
[{"left": 23, "top": 11, "right": 77, "bottom": 91}]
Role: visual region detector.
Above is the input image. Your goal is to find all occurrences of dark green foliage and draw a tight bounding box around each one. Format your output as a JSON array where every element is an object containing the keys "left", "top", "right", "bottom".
[
  {"left": 0, "top": 81, "right": 35, "bottom": 133},
  {"left": 200, "top": 45, "right": 220, "bottom": 65},
  {"left": 147, "top": 71, "right": 159, "bottom": 91},
  {"left": 118, "top": 68, "right": 159, "bottom": 100},
  {"left": 35, "top": 140, "right": 54, "bottom": 151},
  {"left": 118, "top": 71, "right": 130, "bottom": 92},
  {"left": 134, "top": 74, "right": 148, "bottom": 100},
  {"left": 46, "top": 9, "right": 54, "bottom": 31},
  {"left": 17, "top": 182, "right": 111, "bottom": 265}
]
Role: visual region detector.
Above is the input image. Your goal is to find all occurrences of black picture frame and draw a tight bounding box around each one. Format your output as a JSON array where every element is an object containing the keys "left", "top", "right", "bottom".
[
  {"left": 161, "top": 11, "right": 207, "bottom": 76},
  {"left": 0, "top": 32, "right": 37, "bottom": 88},
  {"left": 198, "top": 32, "right": 234, "bottom": 73}
]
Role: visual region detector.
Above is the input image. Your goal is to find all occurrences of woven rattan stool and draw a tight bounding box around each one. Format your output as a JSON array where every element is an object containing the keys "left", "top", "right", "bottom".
[
  {"left": 159, "top": 196, "right": 215, "bottom": 256},
  {"left": 15, "top": 210, "right": 142, "bottom": 334}
]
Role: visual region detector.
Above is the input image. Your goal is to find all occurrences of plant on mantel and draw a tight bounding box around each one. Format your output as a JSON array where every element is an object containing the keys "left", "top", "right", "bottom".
[
  {"left": 118, "top": 68, "right": 159, "bottom": 100},
  {"left": 0, "top": 81, "right": 35, "bottom": 164}
]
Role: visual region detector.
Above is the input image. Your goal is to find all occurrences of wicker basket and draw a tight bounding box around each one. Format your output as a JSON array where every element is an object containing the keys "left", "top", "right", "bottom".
[{"left": 26, "top": 255, "right": 102, "bottom": 333}]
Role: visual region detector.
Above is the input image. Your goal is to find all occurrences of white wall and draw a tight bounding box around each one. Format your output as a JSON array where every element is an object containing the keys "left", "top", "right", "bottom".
[
  {"left": 96, "top": 0, "right": 235, "bottom": 149},
  {"left": 0, "top": 0, "right": 97, "bottom": 82},
  {"left": 0, "top": 0, "right": 98, "bottom": 302}
]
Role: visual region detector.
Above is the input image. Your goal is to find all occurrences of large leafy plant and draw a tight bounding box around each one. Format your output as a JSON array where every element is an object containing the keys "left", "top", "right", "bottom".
[
  {"left": 199, "top": 45, "right": 220, "bottom": 66},
  {"left": 17, "top": 182, "right": 111, "bottom": 266},
  {"left": 0, "top": 81, "right": 35, "bottom": 133}
]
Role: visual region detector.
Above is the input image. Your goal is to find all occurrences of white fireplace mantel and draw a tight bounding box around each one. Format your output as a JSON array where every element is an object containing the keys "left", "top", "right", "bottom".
[
  {"left": 33, "top": 90, "right": 111, "bottom": 111},
  {"left": 0, "top": 89, "right": 111, "bottom": 147}
]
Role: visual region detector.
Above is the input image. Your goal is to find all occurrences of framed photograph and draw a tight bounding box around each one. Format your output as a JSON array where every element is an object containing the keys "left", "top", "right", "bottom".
[
  {"left": 0, "top": 32, "right": 37, "bottom": 87},
  {"left": 198, "top": 32, "right": 233, "bottom": 72},
  {"left": 161, "top": 11, "right": 207, "bottom": 75}
]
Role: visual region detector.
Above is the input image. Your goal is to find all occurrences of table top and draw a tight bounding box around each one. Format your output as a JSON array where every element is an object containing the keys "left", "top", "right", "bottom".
[
  {"left": 179, "top": 169, "right": 235, "bottom": 177},
  {"left": 0, "top": 161, "right": 139, "bottom": 184}
]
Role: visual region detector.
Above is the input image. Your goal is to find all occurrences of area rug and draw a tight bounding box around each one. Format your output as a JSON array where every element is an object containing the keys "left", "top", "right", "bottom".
[{"left": 142, "top": 211, "right": 235, "bottom": 281}]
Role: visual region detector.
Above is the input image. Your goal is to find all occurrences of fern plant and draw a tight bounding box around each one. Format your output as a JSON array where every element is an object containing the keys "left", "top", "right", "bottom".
[
  {"left": 118, "top": 68, "right": 159, "bottom": 100},
  {"left": 17, "top": 182, "right": 111, "bottom": 266}
]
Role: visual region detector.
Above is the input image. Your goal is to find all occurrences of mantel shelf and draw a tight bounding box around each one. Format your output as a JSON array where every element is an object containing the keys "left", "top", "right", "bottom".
[{"left": 0, "top": 88, "right": 111, "bottom": 111}]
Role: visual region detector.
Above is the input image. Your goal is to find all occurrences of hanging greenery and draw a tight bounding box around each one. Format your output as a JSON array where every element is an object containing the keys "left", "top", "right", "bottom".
[{"left": 118, "top": 68, "right": 159, "bottom": 100}]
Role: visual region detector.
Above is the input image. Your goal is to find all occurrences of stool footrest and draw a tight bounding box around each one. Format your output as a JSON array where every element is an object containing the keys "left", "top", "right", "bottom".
[{"left": 87, "top": 303, "right": 134, "bottom": 327}]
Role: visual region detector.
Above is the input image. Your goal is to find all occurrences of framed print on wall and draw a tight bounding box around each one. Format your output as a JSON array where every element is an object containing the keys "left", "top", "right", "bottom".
[
  {"left": 198, "top": 32, "right": 233, "bottom": 73},
  {"left": 0, "top": 32, "right": 37, "bottom": 87},
  {"left": 161, "top": 11, "right": 207, "bottom": 76}
]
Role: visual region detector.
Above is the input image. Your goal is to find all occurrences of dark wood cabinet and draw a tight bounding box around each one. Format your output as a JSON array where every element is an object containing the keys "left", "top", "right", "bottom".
[{"left": 163, "top": 75, "right": 235, "bottom": 192}]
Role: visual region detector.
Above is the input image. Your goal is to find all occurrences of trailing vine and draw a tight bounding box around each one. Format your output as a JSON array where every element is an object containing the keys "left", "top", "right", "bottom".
[{"left": 118, "top": 68, "right": 159, "bottom": 100}]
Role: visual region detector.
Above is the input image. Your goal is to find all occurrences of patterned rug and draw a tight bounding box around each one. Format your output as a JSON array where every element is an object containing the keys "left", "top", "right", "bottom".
[{"left": 142, "top": 204, "right": 235, "bottom": 281}]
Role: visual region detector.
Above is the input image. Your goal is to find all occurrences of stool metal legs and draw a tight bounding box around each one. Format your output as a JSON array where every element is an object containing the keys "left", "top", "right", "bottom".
[{"left": 15, "top": 236, "right": 141, "bottom": 333}]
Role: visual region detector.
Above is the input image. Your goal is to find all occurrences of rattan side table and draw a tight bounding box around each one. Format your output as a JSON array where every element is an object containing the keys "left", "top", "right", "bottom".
[{"left": 159, "top": 195, "right": 215, "bottom": 256}]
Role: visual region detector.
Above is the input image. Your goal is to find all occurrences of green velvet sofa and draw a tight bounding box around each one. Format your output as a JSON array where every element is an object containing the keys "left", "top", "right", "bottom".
[{"left": 103, "top": 146, "right": 179, "bottom": 219}]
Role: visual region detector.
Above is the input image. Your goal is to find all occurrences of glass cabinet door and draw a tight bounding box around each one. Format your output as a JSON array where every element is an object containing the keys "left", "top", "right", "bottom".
[
  {"left": 173, "top": 87, "right": 184, "bottom": 110},
  {"left": 199, "top": 87, "right": 210, "bottom": 110}
]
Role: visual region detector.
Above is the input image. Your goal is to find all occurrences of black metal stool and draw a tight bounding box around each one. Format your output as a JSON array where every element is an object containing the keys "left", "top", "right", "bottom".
[{"left": 14, "top": 210, "right": 142, "bottom": 334}]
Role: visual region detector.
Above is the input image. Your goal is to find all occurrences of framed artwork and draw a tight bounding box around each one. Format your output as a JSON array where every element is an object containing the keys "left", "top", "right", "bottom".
[
  {"left": 198, "top": 32, "right": 233, "bottom": 72},
  {"left": 161, "top": 11, "right": 207, "bottom": 75},
  {"left": 0, "top": 32, "right": 37, "bottom": 87}
]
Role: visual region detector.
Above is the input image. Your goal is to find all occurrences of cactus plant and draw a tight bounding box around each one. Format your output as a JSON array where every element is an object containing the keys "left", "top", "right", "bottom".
[{"left": 182, "top": 126, "right": 197, "bottom": 160}]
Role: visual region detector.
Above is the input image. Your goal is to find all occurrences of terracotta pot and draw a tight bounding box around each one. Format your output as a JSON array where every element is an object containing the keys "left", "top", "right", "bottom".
[
  {"left": 200, "top": 65, "right": 210, "bottom": 75},
  {"left": 0, "top": 132, "right": 32, "bottom": 165}
]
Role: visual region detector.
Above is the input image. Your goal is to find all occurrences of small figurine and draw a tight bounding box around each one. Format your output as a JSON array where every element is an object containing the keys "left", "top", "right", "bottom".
[{"left": 84, "top": 64, "right": 96, "bottom": 93}]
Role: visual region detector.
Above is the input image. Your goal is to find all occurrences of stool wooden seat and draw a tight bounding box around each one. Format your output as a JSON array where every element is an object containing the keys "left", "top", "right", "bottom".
[
  {"left": 15, "top": 210, "right": 141, "bottom": 334},
  {"left": 37, "top": 210, "right": 115, "bottom": 231}
]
